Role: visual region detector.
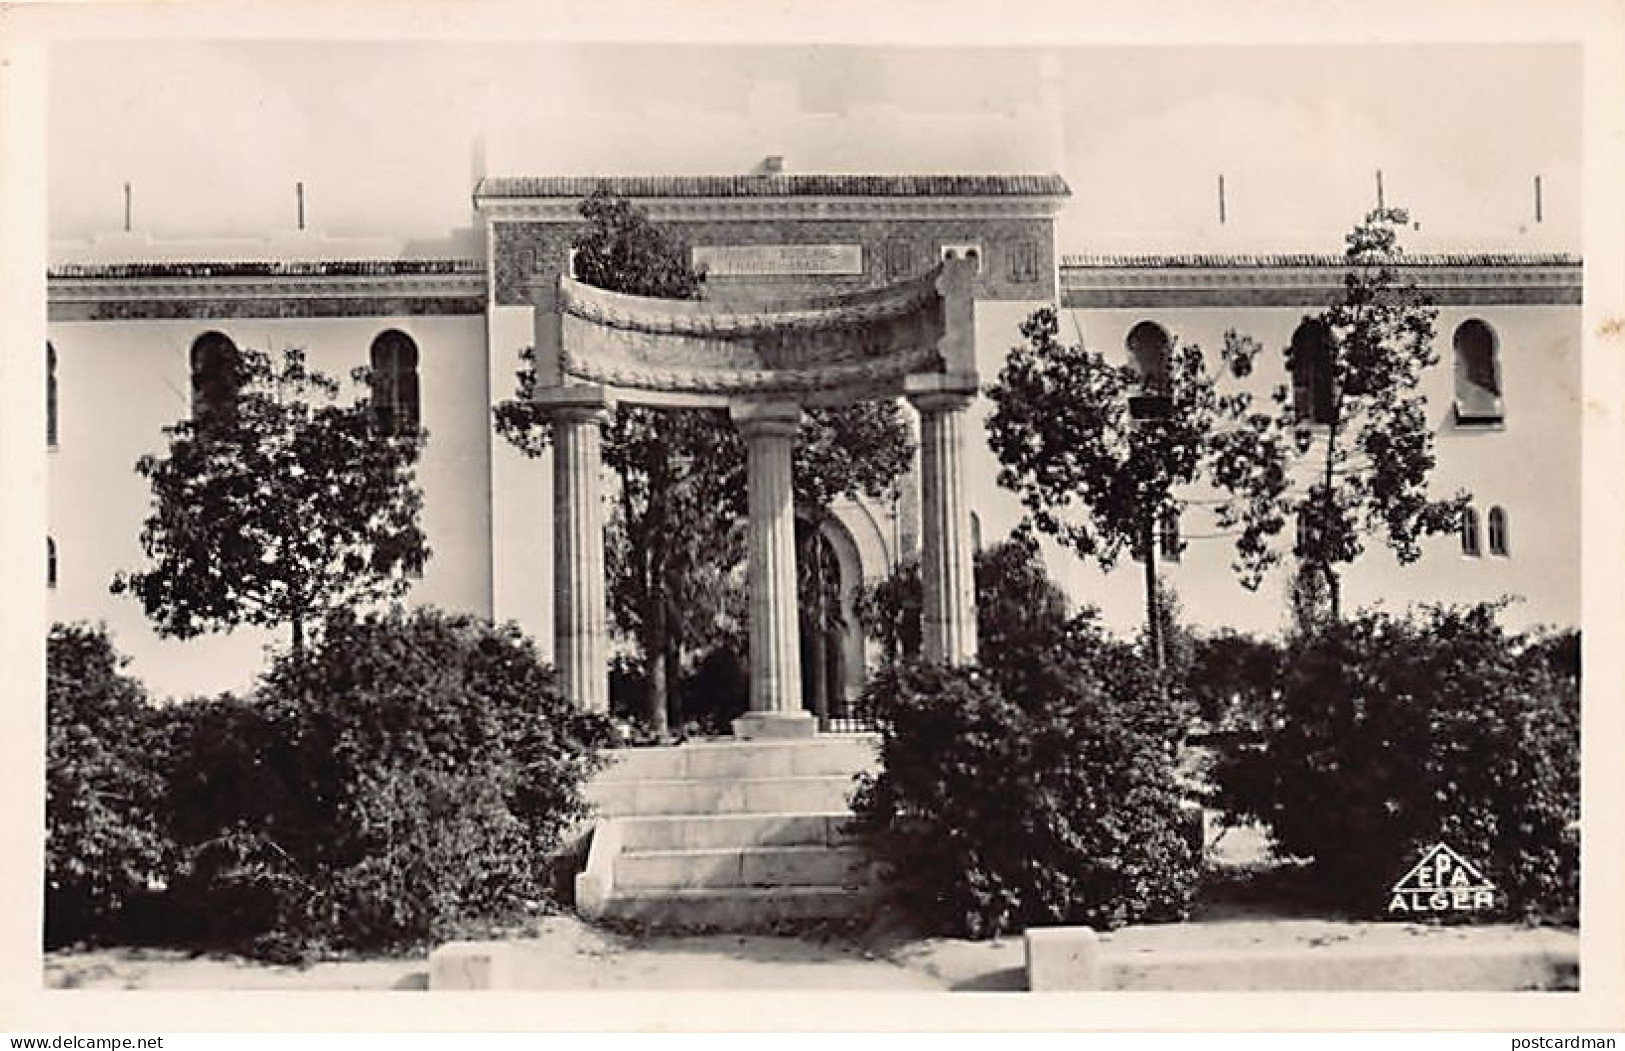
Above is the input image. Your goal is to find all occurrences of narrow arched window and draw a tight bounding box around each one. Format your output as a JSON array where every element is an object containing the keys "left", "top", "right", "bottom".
[
  {"left": 1488, "top": 506, "right": 1509, "bottom": 556},
  {"left": 1290, "top": 319, "right": 1335, "bottom": 426},
  {"left": 1159, "top": 508, "right": 1181, "bottom": 562},
  {"left": 1126, "top": 321, "right": 1172, "bottom": 395},
  {"left": 969, "top": 510, "right": 983, "bottom": 554},
  {"left": 370, "top": 330, "right": 421, "bottom": 438},
  {"left": 1453, "top": 319, "right": 1504, "bottom": 425},
  {"left": 46, "top": 342, "right": 57, "bottom": 448},
  {"left": 190, "top": 332, "right": 244, "bottom": 431},
  {"left": 1461, "top": 505, "right": 1482, "bottom": 557},
  {"left": 47, "top": 536, "right": 57, "bottom": 589}
]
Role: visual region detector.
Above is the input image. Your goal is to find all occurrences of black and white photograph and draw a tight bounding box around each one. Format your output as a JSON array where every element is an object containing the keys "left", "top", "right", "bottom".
[{"left": 2, "top": 0, "right": 1622, "bottom": 1038}]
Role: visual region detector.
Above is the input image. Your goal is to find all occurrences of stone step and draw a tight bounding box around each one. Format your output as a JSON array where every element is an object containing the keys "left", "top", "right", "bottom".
[
  {"left": 617, "top": 812, "right": 857, "bottom": 851},
  {"left": 588, "top": 775, "right": 859, "bottom": 817},
  {"left": 598, "top": 885, "right": 879, "bottom": 929},
  {"left": 595, "top": 737, "right": 879, "bottom": 783},
  {"left": 615, "top": 844, "right": 873, "bottom": 890}
]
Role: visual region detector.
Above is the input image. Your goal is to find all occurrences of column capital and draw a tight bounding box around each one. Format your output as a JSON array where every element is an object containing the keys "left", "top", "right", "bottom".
[
  {"left": 535, "top": 384, "right": 612, "bottom": 425},
  {"left": 905, "top": 371, "right": 979, "bottom": 412},
  {"left": 730, "top": 398, "right": 803, "bottom": 440}
]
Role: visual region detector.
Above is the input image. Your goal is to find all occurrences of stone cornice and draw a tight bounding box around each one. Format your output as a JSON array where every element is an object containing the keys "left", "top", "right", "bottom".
[
  {"left": 543, "top": 258, "right": 978, "bottom": 405},
  {"left": 48, "top": 259, "right": 486, "bottom": 320},
  {"left": 1061, "top": 254, "right": 1582, "bottom": 308},
  {"left": 558, "top": 266, "right": 943, "bottom": 337}
]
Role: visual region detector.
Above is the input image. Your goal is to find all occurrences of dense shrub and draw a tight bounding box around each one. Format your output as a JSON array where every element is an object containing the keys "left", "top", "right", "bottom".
[
  {"left": 1186, "top": 630, "right": 1283, "bottom": 727},
  {"left": 163, "top": 609, "right": 614, "bottom": 956},
  {"left": 44, "top": 623, "right": 170, "bottom": 947},
  {"left": 678, "top": 643, "right": 750, "bottom": 735},
  {"left": 852, "top": 654, "right": 1198, "bottom": 938},
  {"left": 852, "top": 539, "right": 1196, "bottom": 937},
  {"left": 1213, "top": 605, "right": 1579, "bottom": 920},
  {"left": 859, "top": 532, "right": 1081, "bottom": 675}
]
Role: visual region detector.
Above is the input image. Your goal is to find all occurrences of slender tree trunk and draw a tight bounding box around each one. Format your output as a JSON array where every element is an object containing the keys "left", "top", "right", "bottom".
[
  {"left": 662, "top": 596, "right": 682, "bottom": 733},
  {"left": 802, "top": 521, "right": 831, "bottom": 730},
  {"left": 643, "top": 457, "right": 671, "bottom": 739},
  {"left": 1142, "top": 514, "right": 1165, "bottom": 678},
  {"left": 291, "top": 614, "right": 305, "bottom": 664}
]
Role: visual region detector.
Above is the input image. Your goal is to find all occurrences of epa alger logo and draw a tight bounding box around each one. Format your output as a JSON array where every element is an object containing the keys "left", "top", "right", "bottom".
[{"left": 1387, "top": 843, "right": 1498, "bottom": 914}]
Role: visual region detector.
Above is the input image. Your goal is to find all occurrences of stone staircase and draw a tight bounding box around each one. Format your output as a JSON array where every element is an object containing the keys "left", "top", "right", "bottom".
[{"left": 575, "top": 736, "right": 881, "bottom": 929}]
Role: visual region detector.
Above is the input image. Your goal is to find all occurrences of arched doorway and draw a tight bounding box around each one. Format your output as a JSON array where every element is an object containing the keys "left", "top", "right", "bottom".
[{"left": 797, "top": 513, "right": 869, "bottom": 731}]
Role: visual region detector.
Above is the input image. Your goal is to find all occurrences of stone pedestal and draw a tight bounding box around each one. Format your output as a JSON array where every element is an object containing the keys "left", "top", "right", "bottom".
[
  {"left": 906, "top": 372, "right": 979, "bottom": 666},
  {"left": 731, "top": 400, "right": 815, "bottom": 740},
  {"left": 537, "top": 386, "right": 611, "bottom": 713}
]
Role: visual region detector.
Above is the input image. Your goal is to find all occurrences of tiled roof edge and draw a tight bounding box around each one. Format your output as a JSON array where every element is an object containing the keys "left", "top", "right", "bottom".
[
  {"left": 49, "top": 259, "right": 485, "bottom": 280},
  {"left": 1061, "top": 252, "right": 1582, "bottom": 269},
  {"left": 476, "top": 173, "right": 1072, "bottom": 199}
]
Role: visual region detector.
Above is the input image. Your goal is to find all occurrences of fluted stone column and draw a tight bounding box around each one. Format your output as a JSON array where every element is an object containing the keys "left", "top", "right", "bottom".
[
  {"left": 906, "top": 373, "right": 980, "bottom": 665},
  {"left": 730, "top": 400, "right": 814, "bottom": 739},
  {"left": 537, "top": 386, "right": 611, "bottom": 713}
]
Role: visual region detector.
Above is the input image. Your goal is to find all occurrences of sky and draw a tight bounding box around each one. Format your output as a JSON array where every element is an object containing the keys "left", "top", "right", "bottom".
[{"left": 47, "top": 40, "right": 1582, "bottom": 257}]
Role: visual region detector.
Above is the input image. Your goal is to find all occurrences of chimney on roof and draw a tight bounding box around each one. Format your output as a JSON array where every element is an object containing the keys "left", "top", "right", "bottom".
[{"left": 754, "top": 155, "right": 785, "bottom": 176}]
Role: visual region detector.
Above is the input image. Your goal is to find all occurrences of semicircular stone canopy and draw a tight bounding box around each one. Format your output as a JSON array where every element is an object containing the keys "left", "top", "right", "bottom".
[{"left": 545, "top": 258, "right": 977, "bottom": 406}]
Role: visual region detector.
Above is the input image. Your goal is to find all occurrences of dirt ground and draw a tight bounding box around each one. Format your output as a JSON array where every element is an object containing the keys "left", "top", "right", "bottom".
[
  {"left": 43, "top": 905, "right": 1577, "bottom": 993},
  {"left": 44, "top": 915, "right": 941, "bottom": 992}
]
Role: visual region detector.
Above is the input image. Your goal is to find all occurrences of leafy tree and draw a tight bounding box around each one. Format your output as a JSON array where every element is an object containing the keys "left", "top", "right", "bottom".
[
  {"left": 113, "top": 347, "right": 427, "bottom": 660},
  {"left": 495, "top": 190, "right": 911, "bottom": 736},
  {"left": 986, "top": 308, "right": 1236, "bottom": 673},
  {"left": 45, "top": 623, "right": 170, "bottom": 946},
  {"left": 1212, "top": 604, "right": 1578, "bottom": 919},
  {"left": 161, "top": 609, "right": 613, "bottom": 957},
  {"left": 495, "top": 191, "right": 738, "bottom": 736},
  {"left": 859, "top": 530, "right": 1076, "bottom": 675},
  {"left": 793, "top": 403, "right": 912, "bottom": 724},
  {"left": 1217, "top": 208, "right": 1469, "bottom": 620}
]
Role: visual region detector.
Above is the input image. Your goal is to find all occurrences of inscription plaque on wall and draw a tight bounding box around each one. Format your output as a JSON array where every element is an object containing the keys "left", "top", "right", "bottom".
[{"left": 692, "top": 244, "right": 864, "bottom": 277}]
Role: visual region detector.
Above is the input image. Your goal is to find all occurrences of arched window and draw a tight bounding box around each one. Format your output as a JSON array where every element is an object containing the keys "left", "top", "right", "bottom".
[
  {"left": 1488, "top": 506, "right": 1509, "bottom": 556},
  {"left": 47, "top": 536, "right": 57, "bottom": 589},
  {"left": 1159, "top": 508, "right": 1181, "bottom": 562},
  {"left": 1126, "top": 321, "right": 1172, "bottom": 394},
  {"left": 1290, "top": 319, "right": 1335, "bottom": 426},
  {"left": 1461, "top": 505, "right": 1482, "bottom": 557},
  {"left": 1453, "top": 319, "right": 1504, "bottom": 425},
  {"left": 46, "top": 342, "right": 57, "bottom": 448},
  {"left": 190, "top": 332, "right": 244, "bottom": 430},
  {"left": 969, "top": 510, "right": 983, "bottom": 554},
  {"left": 370, "top": 330, "right": 421, "bottom": 438}
]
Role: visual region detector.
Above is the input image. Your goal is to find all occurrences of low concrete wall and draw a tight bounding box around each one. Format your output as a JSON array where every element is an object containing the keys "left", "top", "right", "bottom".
[
  {"left": 428, "top": 941, "right": 514, "bottom": 990},
  {"left": 574, "top": 819, "right": 623, "bottom": 918},
  {"left": 1025, "top": 926, "right": 1579, "bottom": 991}
]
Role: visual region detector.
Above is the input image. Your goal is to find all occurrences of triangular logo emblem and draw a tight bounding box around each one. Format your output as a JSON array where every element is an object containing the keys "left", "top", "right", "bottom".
[{"left": 1387, "top": 843, "right": 1498, "bottom": 914}]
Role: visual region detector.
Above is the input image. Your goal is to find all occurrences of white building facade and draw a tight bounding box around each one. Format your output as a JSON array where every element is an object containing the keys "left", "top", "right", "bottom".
[{"left": 44, "top": 174, "right": 1581, "bottom": 702}]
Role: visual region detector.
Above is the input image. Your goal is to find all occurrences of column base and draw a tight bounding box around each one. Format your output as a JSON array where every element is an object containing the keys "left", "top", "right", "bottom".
[{"left": 732, "top": 711, "right": 818, "bottom": 740}]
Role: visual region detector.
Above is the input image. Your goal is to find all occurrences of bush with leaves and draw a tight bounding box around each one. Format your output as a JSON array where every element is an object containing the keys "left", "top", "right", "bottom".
[
  {"left": 859, "top": 534, "right": 1192, "bottom": 741},
  {"left": 852, "top": 537, "right": 1195, "bottom": 937},
  {"left": 1212, "top": 605, "right": 1579, "bottom": 920},
  {"left": 44, "top": 623, "right": 170, "bottom": 947},
  {"left": 851, "top": 652, "right": 1198, "bottom": 938},
  {"left": 1185, "top": 630, "right": 1284, "bottom": 727},
  {"left": 859, "top": 533, "right": 1072, "bottom": 669},
  {"left": 162, "top": 609, "right": 613, "bottom": 957}
]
